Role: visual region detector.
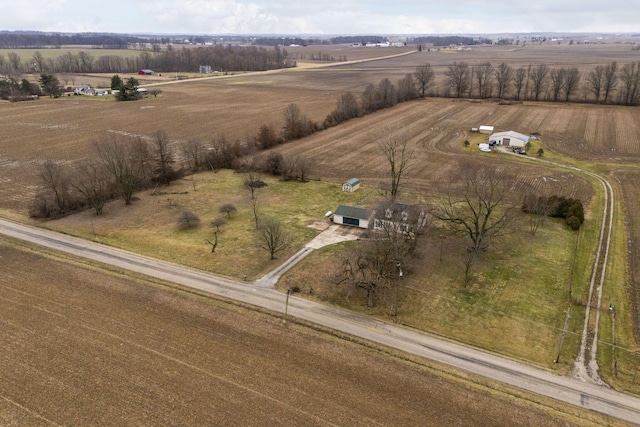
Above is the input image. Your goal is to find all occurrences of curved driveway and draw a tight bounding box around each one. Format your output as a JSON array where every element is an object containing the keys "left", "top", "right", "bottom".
[{"left": 1, "top": 219, "right": 639, "bottom": 424}]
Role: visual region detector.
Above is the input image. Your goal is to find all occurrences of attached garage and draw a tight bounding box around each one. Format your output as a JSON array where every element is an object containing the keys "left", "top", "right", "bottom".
[{"left": 333, "top": 205, "right": 372, "bottom": 229}]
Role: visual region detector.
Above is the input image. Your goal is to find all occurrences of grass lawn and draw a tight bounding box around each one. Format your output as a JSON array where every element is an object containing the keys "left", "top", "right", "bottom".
[
  {"left": 280, "top": 211, "right": 593, "bottom": 372},
  {"left": 46, "top": 170, "right": 377, "bottom": 281}
]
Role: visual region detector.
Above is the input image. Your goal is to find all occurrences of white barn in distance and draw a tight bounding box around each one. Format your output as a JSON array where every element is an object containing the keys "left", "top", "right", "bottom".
[{"left": 489, "top": 131, "right": 530, "bottom": 148}]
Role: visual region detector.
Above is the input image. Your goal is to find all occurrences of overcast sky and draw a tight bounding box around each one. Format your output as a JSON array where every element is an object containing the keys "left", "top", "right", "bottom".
[{"left": 2, "top": 0, "right": 639, "bottom": 35}]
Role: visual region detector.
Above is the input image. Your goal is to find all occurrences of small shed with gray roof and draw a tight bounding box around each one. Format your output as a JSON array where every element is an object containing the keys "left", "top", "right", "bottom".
[{"left": 333, "top": 205, "right": 373, "bottom": 229}]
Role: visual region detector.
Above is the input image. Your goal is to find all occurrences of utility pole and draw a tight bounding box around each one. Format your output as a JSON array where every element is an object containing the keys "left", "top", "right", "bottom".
[
  {"left": 555, "top": 307, "right": 571, "bottom": 363},
  {"left": 284, "top": 289, "right": 292, "bottom": 324},
  {"left": 610, "top": 304, "right": 617, "bottom": 377}
]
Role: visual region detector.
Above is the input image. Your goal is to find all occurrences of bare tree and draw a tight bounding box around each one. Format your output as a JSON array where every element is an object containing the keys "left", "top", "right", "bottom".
[
  {"left": 474, "top": 62, "right": 494, "bottom": 98},
  {"left": 361, "top": 83, "right": 379, "bottom": 113},
  {"left": 549, "top": 68, "right": 566, "bottom": 102},
  {"left": 255, "top": 124, "right": 279, "bottom": 149},
  {"left": 176, "top": 210, "right": 200, "bottom": 229},
  {"left": 37, "top": 159, "right": 71, "bottom": 213},
  {"left": 414, "top": 63, "right": 435, "bottom": 97},
  {"left": 376, "top": 78, "right": 397, "bottom": 108},
  {"left": 95, "top": 136, "right": 148, "bottom": 205},
  {"left": 433, "top": 162, "right": 514, "bottom": 252},
  {"left": 587, "top": 65, "right": 605, "bottom": 103},
  {"left": 513, "top": 67, "right": 527, "bottom": 100},
  {"left": 564, "top": 67, "right": 581, "bottom": 102},
  {"left": 283, "top": 103, "right": 309, "bottom": 141},
  {"left": 530, "top": 64, "right": 549, "bottom": 101},
  {"left": 378, "top": 129, "right": 415, "bottom": 202},
  {"left": 219, "top": 203, "right": 237, "bottom": 219},
  {"left": 206, "top": 232, "right": 218, "bottom": 252},
  {"left": 494, "top": 62, "right": 513, "bottom": 99},
  {"left": 397, "top": 74, "right": 419, "bottom": 102},
  {"left": 619, "top": 62, "right": 640, "bottom": 106},
  {"left": 602, "top": 61, "right": 619, "bottom": 104},
  {"left": 180, "top": 139, "right": 206, "bottom": 172},
  {"left": 152, "top": 130, "right": 175, "bottom": 185},
  {"left": 210, "top": 217, "right": 227, "bottom": 231},
  {"left": 257, "top": 217, "right": 292, "bottom": 259},
  {"left": 445, "top": 62, "right": 471, "bottom": 98},
  {"left": 522, "top": 193, "right": 558, "bottom": 236},
  {"left": 72, "top": 160, "right": 113, "bottom": 215}
]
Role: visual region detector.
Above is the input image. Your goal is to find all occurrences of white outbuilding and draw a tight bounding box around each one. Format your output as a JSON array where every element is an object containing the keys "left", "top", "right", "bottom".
[
  {"left": 342, "top": 178, "right": 361, "bottom": 192},
  {"left": 489, "top": 131, "right": 530, "bottom": 148},
  {"left": 479, "top": 125, "right": 494, "bottom": 134}
]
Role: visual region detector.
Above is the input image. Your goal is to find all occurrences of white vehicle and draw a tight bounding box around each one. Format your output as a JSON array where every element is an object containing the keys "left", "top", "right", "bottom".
[{"left": 478, "top": 143, "right": 491, "bottom": 153}]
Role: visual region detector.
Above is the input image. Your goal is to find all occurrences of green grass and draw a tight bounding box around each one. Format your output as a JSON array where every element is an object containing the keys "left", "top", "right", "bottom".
[{"left": 47, "top": 170, "right": 377, "bottom": 281}]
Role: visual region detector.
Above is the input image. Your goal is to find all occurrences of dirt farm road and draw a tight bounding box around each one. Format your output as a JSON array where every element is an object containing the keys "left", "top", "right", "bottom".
[{"left": 1, "top": 219, "right": 639, "bottom": 424}]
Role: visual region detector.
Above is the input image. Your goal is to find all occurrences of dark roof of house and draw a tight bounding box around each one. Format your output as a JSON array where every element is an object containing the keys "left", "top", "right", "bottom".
[{"left": 335, "top": 205, "right": 370, "bottom": 220}]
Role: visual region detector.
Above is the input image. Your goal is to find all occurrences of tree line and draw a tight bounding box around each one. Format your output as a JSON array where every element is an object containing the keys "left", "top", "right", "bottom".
[
  {"left": 0, "top": 45, "right": 294, "bottom": 75},
  {"left": 441, "top": 60, "right": 640, "bottom": 105}
]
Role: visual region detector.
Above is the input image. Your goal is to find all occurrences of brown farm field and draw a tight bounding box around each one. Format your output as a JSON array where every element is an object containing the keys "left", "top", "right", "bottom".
[
  {"left": 0, "top": 240, "right": 622, "bottom": 427},
  {"left": 3, "top": 41, "right": 640, "bottom": 417}
]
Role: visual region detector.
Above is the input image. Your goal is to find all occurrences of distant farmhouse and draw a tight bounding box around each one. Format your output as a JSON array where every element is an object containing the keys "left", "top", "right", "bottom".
[
  {"left": 489, "top": 131, "right": 530, "bottom": 148},
  {"left": 74, "top": 84, "right": 94, "bottom": 95},
  {"left": 138, "top": 69, "right": 153, "bottom": 75}
]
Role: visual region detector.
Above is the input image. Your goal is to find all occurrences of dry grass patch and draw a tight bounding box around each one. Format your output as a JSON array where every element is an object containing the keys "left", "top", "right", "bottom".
[{"left": 46, "top": 170, "right": 378, "bottom": 280}]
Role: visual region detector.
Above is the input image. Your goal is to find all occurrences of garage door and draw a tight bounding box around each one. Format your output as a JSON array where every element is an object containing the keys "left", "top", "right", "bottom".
[{"left": 343, "top": 217, "right": 360, "bottom": 226}]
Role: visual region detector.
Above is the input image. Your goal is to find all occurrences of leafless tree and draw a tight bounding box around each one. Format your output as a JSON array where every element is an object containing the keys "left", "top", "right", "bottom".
[
  {"left": 378, "top": 129, "right": 415, "bottom": 202},
  {"left": 283, "top": 103, "right": 309, "bottom": 141},
  {"left": 602, "top": 61, "right": 619, "bottom": 104},
  {"left": 397, "top": 74, "right": 419, "bottom": 103},
  {"left": 376, "top": 78, "right": 397, "bottom": 108},
  {"left": 493, "top": 63, "right": 513, "bottom": 99},
  {"left": 177, "top": 210, "right": 200, "bottom": 230},
  {"left": 433, "top": 162, "right": 514, "bottom": 252},
  {"left": 72, "top": 160, "right": 113, "bottom": 215},
  {"left": 95, "top": 136, "right": 148, "bottom": 205},
  {"left": 180, "top": 139, "right": 206, "bottom": 172},
  {"left": 513, "top": 67, "right": 527, "bottom": 100},
  {"left": 37, "top": 159, "right": 72, "bottom": 213},
  {"left": 257, "top": 217, "right": 292, "bottom": 259},
  {"left": 522, "top": 193, "right": 558, "bottom": 236},
  {"left": 564, "top": 67, "right": 581, "bottom": 102},
  {"left": 244, "top": 169, "right": 265, "bottom": 200},
  {"left": 474, "top": 62, "right": 494, "bottom": 98},
  {"left": 549, "top": 68, "right": 566, "bottom": 102},
  {"left": 361, "top": 83, "right": 379, "bottom": 113},
  {"left": 8, "top": 52, "right": 21, "bottom": 73},
  {"left": 219, "top": 203, "right": 237, "bottom": 219},
  {"left": 152, "top": 130, "right": 175, "bottom": 185},
  {"left": 414, "top": 63, "right": 435, "bottom": 97},
  {"left": 619, "top": 62, "right": 640, "bottom": 106},
  {"left": 210, "top": 217, "right": 227, "bottom": 231},
  {"left": 445, "top": 62, "right": 471, "bottom": 98},
  {"left": 587, "top": 65, "right": 605, "bottom": 103},
  {"left": 530, "top": 64, "right": 549, "bottom": 101},
  {"left": 255, "top": 124, "right": 279, "bottom": 149},
  {"left": 206, "top": 232, "right": 218, "bottom": 253}
]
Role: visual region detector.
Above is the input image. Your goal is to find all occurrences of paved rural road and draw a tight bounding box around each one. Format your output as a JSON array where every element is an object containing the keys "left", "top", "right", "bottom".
[{"left": 2, "top": 219, "right": 640, "bottom": 424}]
